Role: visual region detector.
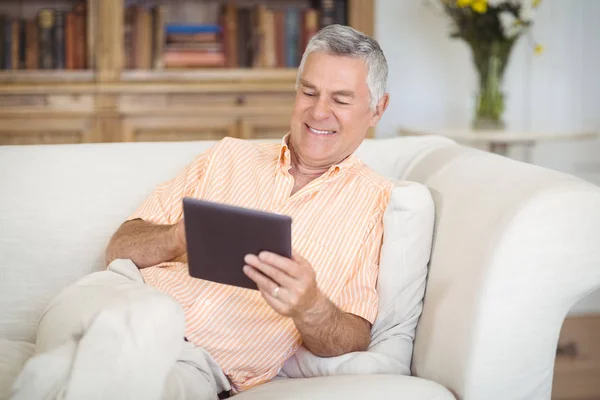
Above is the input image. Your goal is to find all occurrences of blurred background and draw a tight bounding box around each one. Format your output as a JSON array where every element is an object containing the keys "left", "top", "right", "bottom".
[{"left": 0, "top": 0, "right": 598, "bottom": 398}]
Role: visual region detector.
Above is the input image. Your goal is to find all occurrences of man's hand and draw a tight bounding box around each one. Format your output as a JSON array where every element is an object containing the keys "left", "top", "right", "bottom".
[
  {"left": 243, "top": 251, "right": 326, "bottom": 320},
  {"left": 243, "top": 251, "right": 372, "bottom": 357}
]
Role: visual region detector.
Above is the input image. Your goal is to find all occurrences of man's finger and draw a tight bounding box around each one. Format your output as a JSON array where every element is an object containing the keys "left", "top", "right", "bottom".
[
  {"left": 243, "top": 265, "right": 289, "bottom": 314},
  {"left": 244, "top": 254, "right": 296, "bottom": 286},
  {"left": 243, "top": 265, "right": 280, "bottom": 295},
  {"left": 257, "top": 251, "right": 303, "bottom": 279}
]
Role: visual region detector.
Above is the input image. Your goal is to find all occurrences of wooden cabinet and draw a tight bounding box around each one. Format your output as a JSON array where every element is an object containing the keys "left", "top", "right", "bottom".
[
  {"left": 0, "top": 0, "right": 375, "bottom": 145},
  {"left": 552, "top": 314, "right": 600, "bottom": 400}
]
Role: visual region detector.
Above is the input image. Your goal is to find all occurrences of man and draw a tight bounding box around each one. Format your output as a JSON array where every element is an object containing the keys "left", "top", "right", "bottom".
[{"left": 12, "top": 24, "right": 391, "bottom": 400}]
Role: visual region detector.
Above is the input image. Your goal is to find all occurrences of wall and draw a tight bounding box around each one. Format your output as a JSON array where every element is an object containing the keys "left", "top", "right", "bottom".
[{"left": 374, "top": 0, "right": 600, "bottom": 314}]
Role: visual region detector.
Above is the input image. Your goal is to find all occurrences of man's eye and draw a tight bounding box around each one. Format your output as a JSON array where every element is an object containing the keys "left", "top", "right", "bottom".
[
  {"left": 303, "top": 92, "right": 315, "bottom": 97},
  {"left": 335, "top": 99, "right": 349, "bottom": 105}
]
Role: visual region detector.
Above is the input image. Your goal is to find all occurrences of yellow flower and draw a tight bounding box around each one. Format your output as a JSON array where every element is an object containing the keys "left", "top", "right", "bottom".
[
  {"left": 455, "top": 0, "right": 487, "bottom": 13},
  {"left": 471, "top": 0, "right": 488, "bottom": 13},
  {"left": 534, "top": 44, "right": 544, "bottom": 55},
  {"left": 533, "top": 0, "right": 542, "bottom": 8}
]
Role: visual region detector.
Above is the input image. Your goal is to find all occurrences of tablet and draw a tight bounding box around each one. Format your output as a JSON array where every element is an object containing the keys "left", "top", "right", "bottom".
[{"left": 182, "top": 197, "right": 292, "bottom": 290}]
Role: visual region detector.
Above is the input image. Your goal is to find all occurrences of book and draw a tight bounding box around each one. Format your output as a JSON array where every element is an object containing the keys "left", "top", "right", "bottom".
[
  {"left": 54, "top": 11, "right": 65, "bottom": 69},
  {"left": 165, "top": 24, "right": 221, "bottom": 35},
  {"left": 285, "top": 8, "right": 300, "bottom": 67},
  {"left": 11, "top": 19, "right": 20, "bottom": 70},
  {"left": 163, "top": 51, "right": 225, "bottom": 68},
  {"left": 151, "top": 5, "right": 166, "bottom": 69},
  {"left": 25, "top": 19, "right": 39, "bottom": 69},
  {"left": 72, "top": 1, "right": 87, "bottom": 69},
  {"left": 38, "top": 9, "right": 54, "bottom": 69}
]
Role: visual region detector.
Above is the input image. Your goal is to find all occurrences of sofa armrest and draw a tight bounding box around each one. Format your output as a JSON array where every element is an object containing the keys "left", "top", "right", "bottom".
[{"left": 404, "top": 146, "right": 600, "bottom": 400}]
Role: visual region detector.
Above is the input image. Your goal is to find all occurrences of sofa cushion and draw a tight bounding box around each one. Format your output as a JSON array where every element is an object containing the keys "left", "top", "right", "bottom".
[
  {"left": 0, "top": 339, "right": 35, "bottom": 399},
  {"left": 279, "top": 180, "right": 434, "bottom": 377},
  {"left": 235, "top": 374, "right": 455, "bottom": 400}
]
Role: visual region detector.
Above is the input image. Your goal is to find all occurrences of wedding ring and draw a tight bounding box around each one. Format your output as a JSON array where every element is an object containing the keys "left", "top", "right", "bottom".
[{"left": 272, "top": 286, "right": 280, "bottom": 299}]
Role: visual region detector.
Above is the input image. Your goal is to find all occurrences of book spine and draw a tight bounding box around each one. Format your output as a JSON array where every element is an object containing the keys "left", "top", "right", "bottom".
[
  {"left": 0, "top": 15, "right": 5, "bottom": 70},
  {"left": 38, "top": 9, "right": 55, "bottom": 69},
  {"left": 224, "top": 3, "right": 237, "bottom": 68},
  {"left": 252, "top": 4, "right": 267, "bottom": 68},
  {"left": 54, "top": 11, "right": 65, "bottom": 69},
  {"left": 163, "top": 51, "right": 225, "bottom": 68},
  {"left": 236, "top": 8, "right": 250, "bottom": 68},
  {"left": 152, "top": 5, "right": 165, "bottom": 69},
  {"left": 303, "top": 8, "right": 319, "bottom": 54},
  {"left": 334, "top": 0, "right": 347, "bottom": 26},
  {"left": 11, "top": 19, "right": 20, "bottom": 70},
  {"left": 285, "top": 8, "right": 300, "bottom": 68},
  {"left": 19, "top": 19, "right": 26, "bottom": 69},
  {"left": 26, "top": 19, "right": 39, "bottom": 69},
  {"left": 274, "top": 11, "right": 285, "bottom": 68},
  {"left": 165, "top": 24, "right": 220, "bottom": 35},
  {"left": 320, "top": 0, "right": 335, "bottom": 28},
  {"left": 264, "top": 9, "right": 276, "bottom": 68},
  {"left": 3, "top": 18, "right": 11, "bottom": 69},
  {"left": 73, "top": 2, "right": 87, "bottom": 69},
  {"left": 65, "top": 12, "right": 75, "bottom": 69}
]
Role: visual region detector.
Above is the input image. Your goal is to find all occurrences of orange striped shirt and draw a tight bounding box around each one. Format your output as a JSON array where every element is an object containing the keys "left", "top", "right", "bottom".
[{"left": 128, "top": 135, "right": 392, "bottom": 392}]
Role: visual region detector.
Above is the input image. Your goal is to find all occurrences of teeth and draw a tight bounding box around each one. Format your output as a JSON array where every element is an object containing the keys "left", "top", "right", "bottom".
[{"left": 308, "top": 126, "right": 335, "bottom": 135}]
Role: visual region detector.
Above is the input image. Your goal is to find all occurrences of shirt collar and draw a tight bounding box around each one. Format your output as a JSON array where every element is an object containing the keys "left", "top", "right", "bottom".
[{"left": 278, "top": 133, "right": 359, "bottom": 175}]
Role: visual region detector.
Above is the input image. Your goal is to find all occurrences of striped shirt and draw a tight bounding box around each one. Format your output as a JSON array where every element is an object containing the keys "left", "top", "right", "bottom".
[{"left": 128, "top": 135, "right": 393, "bottom": 392}]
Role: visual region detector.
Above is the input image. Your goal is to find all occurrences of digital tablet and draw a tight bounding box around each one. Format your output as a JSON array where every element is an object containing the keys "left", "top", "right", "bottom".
[{"left": 182, "top": 197, "right": 292, "bottom": 290}]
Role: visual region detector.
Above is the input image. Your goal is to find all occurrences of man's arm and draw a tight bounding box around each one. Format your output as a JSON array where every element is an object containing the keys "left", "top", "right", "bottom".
[
  {"left": 105, "top": 219, "right": 186, "bottom": 269},
  {"left": 292, "top": 292, "right": 371, "bottom": 357},
  {"left": 243, "top": 251, "right": 372, "bottom": 357}
]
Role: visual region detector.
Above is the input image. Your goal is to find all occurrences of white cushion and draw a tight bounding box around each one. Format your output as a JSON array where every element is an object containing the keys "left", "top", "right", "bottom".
[
  {"left": 0, "top": 339, "right": 34, "bottom": 399},
  {"left": 279, "top": 181, "right": 434, "bottom": 377},
  {"left": 235, "top": 374, "right": 455, "bottom": 400}
]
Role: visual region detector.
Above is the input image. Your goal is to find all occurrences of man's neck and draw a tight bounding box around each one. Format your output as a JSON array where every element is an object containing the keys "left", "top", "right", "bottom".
[{"left": 288, "top": 146, "right": 331, "bottom": 196}]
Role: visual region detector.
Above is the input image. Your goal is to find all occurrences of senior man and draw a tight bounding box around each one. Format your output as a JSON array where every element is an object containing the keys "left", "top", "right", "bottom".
[{"left": 11, "top": 24, "right": 392, "bottom": 400}]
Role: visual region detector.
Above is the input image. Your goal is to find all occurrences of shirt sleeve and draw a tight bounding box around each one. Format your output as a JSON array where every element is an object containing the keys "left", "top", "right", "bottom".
[
  {"left": 333, "top": 214, "right": 385, "bottom": 324},
  {"left": 127, "top": 146, "right": 214, "bottom": 226}
]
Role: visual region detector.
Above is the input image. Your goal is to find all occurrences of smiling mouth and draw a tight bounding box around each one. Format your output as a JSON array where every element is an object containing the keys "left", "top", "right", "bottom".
[{"left": 306, "top": 123, "right": 336, "bottom": 135}]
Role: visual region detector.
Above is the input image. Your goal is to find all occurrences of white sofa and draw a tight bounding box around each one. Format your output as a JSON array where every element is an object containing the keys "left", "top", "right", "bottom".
[{"left": 1, "top": 135, "right": 600, "bottom": 400}]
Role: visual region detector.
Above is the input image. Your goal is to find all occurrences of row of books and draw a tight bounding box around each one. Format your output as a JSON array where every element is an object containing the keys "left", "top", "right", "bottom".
[
  {"left": 0, "top": 2, "right": 88, "bottom": 70},
  {"left": 126, "top": 0, "right": 348, "bottom": 70}
]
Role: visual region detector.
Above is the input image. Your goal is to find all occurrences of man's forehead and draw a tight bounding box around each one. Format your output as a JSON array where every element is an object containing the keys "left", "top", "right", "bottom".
[{"left": 299, "top": 78, "right": 355, "bottom": 96}]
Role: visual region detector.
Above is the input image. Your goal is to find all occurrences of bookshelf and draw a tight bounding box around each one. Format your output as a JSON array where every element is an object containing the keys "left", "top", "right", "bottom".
[{"left": 0, "top": 0, "right": 374, "bottom": 145}]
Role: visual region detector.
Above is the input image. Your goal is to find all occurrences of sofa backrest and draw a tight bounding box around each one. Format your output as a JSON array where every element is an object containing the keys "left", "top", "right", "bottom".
[{"left": 0, "top": 135, "right": 453, "bottom": 342}]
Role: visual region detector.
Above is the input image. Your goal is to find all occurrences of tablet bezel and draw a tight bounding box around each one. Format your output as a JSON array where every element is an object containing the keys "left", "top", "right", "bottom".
[{"left": 182, "top": 197, "right": 292, "bottom": 290}]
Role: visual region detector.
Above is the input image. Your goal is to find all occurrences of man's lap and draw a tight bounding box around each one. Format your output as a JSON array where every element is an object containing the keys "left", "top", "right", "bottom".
[{"left": 12, "top": 259, "right": 230, "bottom": 400}]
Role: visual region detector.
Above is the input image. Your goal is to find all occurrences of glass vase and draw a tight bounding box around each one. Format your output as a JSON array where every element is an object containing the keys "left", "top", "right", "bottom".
[{"left": 469, "top": 40, "right": 514, "bottom": 131}]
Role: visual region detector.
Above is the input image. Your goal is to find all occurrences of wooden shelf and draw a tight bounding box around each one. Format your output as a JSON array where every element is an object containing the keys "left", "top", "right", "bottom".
[
  {"left": 0, "top": 0, "right": 374, "bottom": 145},
  {"left": 120, "top": 68, "right": 299, "bottom": 83},
  {"left": 0, "top": 70, "right": 95, "bottom": 84}
]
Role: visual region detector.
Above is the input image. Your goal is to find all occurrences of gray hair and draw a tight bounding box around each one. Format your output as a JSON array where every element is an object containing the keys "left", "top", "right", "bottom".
[{"left": 296, "top": 24, "right": 388, "bottom": 110}]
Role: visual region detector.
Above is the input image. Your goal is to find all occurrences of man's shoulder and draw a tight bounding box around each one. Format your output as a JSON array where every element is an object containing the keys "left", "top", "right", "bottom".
[{"left": 351, "top": 158, "right": 395, "bottom": 193}]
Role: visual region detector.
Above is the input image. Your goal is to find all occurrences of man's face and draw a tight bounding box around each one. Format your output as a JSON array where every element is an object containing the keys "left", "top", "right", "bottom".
[{"left": 289, "top": 51, "right": 388, "bottom": 168}]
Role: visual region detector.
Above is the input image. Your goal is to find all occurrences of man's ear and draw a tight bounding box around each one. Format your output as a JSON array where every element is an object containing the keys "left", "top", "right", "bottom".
[{"left": 369, "top": 93, "right": 390, "bottom": 127}]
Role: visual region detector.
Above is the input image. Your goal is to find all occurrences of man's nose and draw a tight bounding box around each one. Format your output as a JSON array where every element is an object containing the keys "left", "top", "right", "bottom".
[{"left": 311, "top": 97, "right": 332, "bottom": 120}]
